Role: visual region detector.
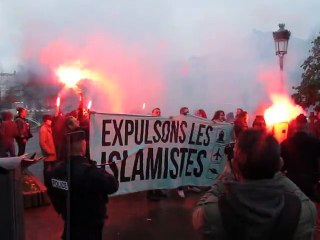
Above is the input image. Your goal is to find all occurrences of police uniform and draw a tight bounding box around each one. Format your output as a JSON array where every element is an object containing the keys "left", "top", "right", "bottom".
[{"left": 45, "top": 156, "right": 119, "bottom": 240}]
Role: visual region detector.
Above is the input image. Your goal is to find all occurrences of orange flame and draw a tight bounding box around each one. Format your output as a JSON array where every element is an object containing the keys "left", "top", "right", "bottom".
[
  {"left": 264, "top": 94, "right": 304, "bottom": 129},
  {"left": 56, "top": 66, "right": 83, "bottom": 89}
]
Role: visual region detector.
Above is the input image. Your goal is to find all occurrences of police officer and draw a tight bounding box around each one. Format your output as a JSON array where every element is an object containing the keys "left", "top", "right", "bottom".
[{"left": 45, "top": 130, "right": 118, "bottom": 240}]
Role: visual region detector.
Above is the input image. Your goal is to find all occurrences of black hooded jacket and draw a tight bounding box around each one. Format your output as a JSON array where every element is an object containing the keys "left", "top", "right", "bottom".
[{"left": 45, "top": 156, "right": 119, "bottom": 226}]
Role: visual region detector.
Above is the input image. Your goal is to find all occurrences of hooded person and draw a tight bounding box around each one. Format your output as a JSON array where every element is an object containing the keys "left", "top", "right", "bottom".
[{"left": 193, "top": 129, "right": 316, "bottom": 240}]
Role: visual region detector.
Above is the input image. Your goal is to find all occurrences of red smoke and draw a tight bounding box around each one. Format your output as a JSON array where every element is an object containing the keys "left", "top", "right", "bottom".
[{"left": 38, "top": 34, "right": 165, "bottom": 114}]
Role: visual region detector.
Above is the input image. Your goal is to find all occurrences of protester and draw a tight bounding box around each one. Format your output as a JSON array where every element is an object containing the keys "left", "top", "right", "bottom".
[
  {"left": 147, "top": 107, "right": 167, "bottom": 201},
  {"left": 225, "top": 112, "right": 235, "bottom": 123},
  {"left": 0, "top": 111, "right": 19, "bottom": 157},
  {"left": 193, "top": 129, "right": 316, "bottom": 239},
  {"left": 234, "top": 110, "right": 249, "bottom": 139},
  {"left": 45, "top": 130, "right": 119, "bottom": 240},
  {"left": 56, "top": 115, "right": 90, "bottom": 162},
  {"left": 77, "top": 108, "right": 90, "bottom": 142},
  {"left": 174, "top": 107, "right": 190, "bottom": 198},
  {"left": 180, "top": 106, "right": 189, "bottom": 115},
  {"left": 235, "top": 107, "right": 244, "bottom": 118},
  {"left": 15, "top": 107, "right": 33, "bottom": 156},
  {"left": 78, "top": 108, "right": 90, "bottom": 129},
  {"left": 194, "top": 109, "right": 208, "bottom": 119},
  {"left": 39, "top": 114, "right": 57, "bottom": 173},
  {"left": 176, "top": 107, "right": 202, "bottom": 198},
  {"left": 52, "top": 114, "right": 66, "bottom": 162},
  {"left": 252, "top": 115, "right": 267, "bottom": 132},
  {"left": 65, "top": 116, "right": 80, "bottom": 132},
  {"left": 281, "top": 114, "right": 320, "bottom": 237},
  {"left": 211, "top": 110, "right": 226, "bottom": 123}
]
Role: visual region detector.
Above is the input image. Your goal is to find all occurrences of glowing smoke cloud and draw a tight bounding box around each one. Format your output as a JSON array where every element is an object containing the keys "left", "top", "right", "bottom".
[
  {"left": 39, "top": 35, "right": 165, "bottom": 114},
  {"left": 264, "top": 94, "right": 304, "bottom": 128}
]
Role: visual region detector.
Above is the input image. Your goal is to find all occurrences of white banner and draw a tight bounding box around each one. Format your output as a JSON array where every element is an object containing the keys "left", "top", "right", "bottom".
[{"left": 90, "top": 113, "right": 233, "bottom": 195}]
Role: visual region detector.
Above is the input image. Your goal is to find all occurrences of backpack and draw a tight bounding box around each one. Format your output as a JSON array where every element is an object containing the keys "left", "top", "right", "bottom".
[{"left": 218, "top": 192, "right": 301, "bottom": 240}]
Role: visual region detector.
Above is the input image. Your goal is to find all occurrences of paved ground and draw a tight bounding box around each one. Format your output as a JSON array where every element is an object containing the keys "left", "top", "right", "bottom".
[
  {"left": 25, "top": 191, "right": 202, "bottom": 240},
  {"left": 24, "top": 129, "right": 203, "bottom": 240}
]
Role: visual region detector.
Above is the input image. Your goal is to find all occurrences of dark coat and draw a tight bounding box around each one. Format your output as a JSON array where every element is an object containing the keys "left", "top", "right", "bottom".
[
  {"left": 0, "top": 120, "right": 19, "bottom": 148},
  {"left": 15, "top": 116, "right": 33, "bottom": 141},
  {"left": 45, "top": 156, "right": 119, "bottom": 226},
  {"left": 281, "top": 131, "right": 320, "bottom": 200}
]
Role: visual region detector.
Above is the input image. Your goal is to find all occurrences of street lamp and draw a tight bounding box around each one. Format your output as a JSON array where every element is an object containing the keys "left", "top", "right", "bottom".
[{"left": 273, "top": 23, "right": 291, "bottom": 92}]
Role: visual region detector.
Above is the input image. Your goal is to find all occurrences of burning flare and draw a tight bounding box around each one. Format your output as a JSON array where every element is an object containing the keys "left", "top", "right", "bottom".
[
  {"left": 56, "top": 66, "right": 83, "bottom": 89},
  {"left": 87, "top": 100, "right": 92, "bottom": 110},
  {"left": 264, "top": 94, "right": 304, "bottom": 128},
  {"left": 54, "top": 62, "right": 123, "bottom": 112},
  {"left": 56, "top": 96, "right": 61, "bottom": 108},
  {"left": 55, "top": 63, "right": 100, "bottom": 91}
]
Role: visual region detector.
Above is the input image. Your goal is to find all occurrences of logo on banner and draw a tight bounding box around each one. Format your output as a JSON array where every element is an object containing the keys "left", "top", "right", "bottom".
[
  {"left": 206, "top": 146, "right": 223, "bottom": 180},
  {"left": 211, "top": 147, "right": 223, "bottom": 163},
  {"left": 206, "top": 162, "right": 220, "bottom": 179},
  {"left": 216, "top": 129, "right": 226, "bottom": 143}
]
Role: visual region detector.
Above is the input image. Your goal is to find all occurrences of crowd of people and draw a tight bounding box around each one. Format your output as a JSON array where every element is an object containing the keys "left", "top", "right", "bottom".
[
  {"left": 190, "top": 108, "right": 320, "bottom": 239},
  {"left": 2, "top": 105, "right": 320, "bottom": 239},
  {"left": 144, "top": 105, "right": 320, "bottom": 240}
]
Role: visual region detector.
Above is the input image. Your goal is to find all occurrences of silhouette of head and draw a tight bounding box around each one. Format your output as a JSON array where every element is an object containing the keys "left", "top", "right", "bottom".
[{"left": 234, "top": 129, "right": 280, "bottom": 180}]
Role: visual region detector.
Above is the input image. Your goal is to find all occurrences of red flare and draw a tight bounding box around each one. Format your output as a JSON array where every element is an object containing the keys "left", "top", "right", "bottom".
[
  {"left": 87, "top": 100, "right": 92, "bottom": 110},
  {"left": 56, "top": 96, "right": 60, "bottom": 107}
]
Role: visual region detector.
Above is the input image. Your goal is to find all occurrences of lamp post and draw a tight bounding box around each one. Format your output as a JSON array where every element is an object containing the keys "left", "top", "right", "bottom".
[{"left": 273, "top": 23, "right": 291, "bottom": 92}]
